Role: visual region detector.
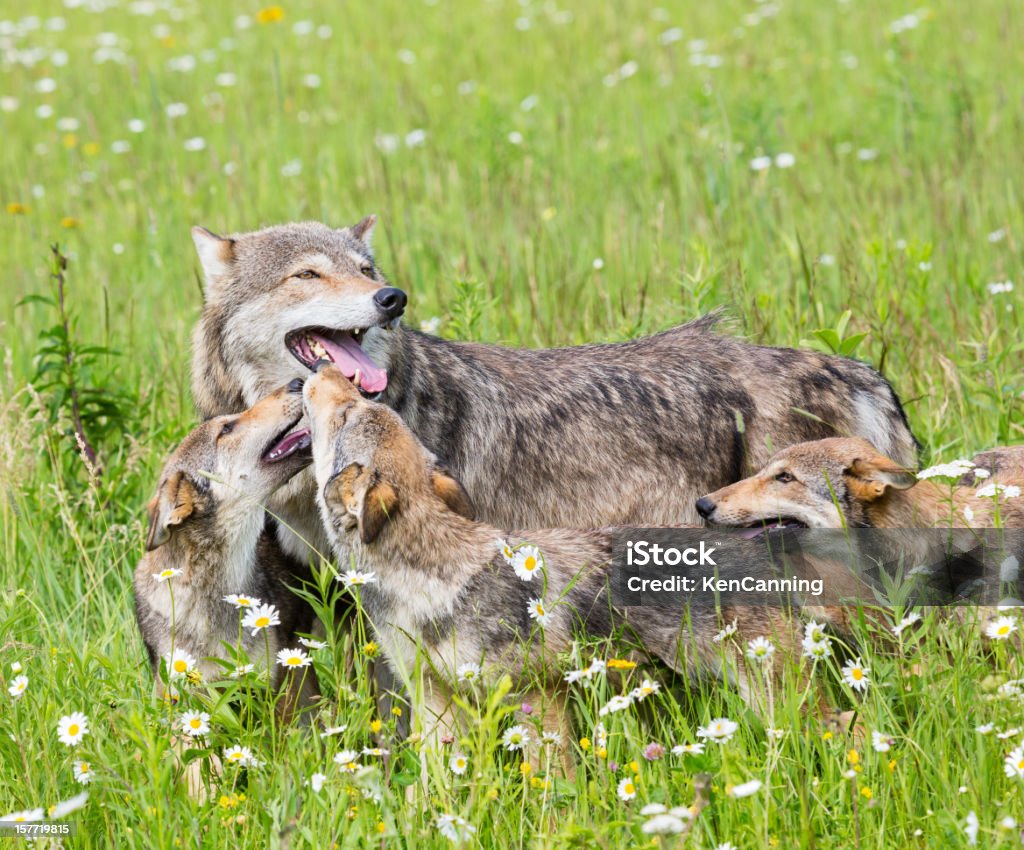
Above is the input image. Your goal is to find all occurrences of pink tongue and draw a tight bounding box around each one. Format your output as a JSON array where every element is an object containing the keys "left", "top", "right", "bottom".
[{"left": 314, "top": 333, "right": 388, "bottom": 393}]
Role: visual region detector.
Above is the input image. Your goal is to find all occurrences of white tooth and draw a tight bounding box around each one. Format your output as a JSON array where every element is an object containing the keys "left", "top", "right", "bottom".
[
  {"left": 307, "top": 335, "right": 328, "bottom": 359},
  {"left": 353, "top": 369, "right": 362, "bottom": 388}
]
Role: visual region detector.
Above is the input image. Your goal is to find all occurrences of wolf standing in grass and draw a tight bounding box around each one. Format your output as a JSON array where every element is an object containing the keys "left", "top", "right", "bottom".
[{"left": 190, "top": 216, "right": 918, "bottom": 561}]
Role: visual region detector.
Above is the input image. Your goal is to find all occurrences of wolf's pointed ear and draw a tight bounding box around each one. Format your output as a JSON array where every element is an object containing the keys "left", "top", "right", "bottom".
[
  {"left": 326, "top": 462, "right": 399, "bottom": 544},
  {"left": 191, "top": 226, "right": 235, "bottom": 288},
  {"left": 349, "top": 214, "right": 377, "bottom": 249},
  {"left": 145, "top": 471, "right": 199, "bottom": 551},
  {"left": 431, "top": 466, "right": 475, "bottom": 520},
  {"left": 845, "top": 456, "right": 917, "bottom": 501}
]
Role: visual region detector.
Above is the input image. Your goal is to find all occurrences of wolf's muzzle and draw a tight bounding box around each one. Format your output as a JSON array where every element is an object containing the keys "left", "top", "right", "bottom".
[{"left": 373, "top": 286, "right": 408, "bottom": 320}]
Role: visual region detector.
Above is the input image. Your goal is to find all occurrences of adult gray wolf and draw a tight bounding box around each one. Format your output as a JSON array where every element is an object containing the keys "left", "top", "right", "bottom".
[
  {"left": 189, "top": 217, "right": 918, "bottom": 563},
  {"left": 133, "top": 380, "right": 319, "bottom": 715},
  {"left": 301, "top": 365, "right": 799, "bottom": 772}
]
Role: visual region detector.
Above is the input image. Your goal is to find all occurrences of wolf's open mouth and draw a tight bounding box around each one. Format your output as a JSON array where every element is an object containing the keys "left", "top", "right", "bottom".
[
  {"left": 262, "top": 416, "right": 312, "bottom": 464},
  {"left": 285, "top": 327, "right": 388, "bottom": 397},
  {"left": 739, "top": 518, "right": 808, "bottom": 539}
]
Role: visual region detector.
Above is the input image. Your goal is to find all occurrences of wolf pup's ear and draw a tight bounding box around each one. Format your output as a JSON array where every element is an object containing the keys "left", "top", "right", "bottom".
[
  {"left": 431, "top": 466, "right": 475, "bottom": 520},
  {"left": 349, "top": 214, "right": 377, "bottom": 249},
  {"left": 845, "top": 456, "right": 917, "bottom": 501},
  {"left": 328, "top": 462, "right": 399, "bottom": 544},
  {"left": 145, "top": 471, "right": 199, "bottom": 551},
  {"left": 191, "top": 226, "right": 235, "bottom": 289}
]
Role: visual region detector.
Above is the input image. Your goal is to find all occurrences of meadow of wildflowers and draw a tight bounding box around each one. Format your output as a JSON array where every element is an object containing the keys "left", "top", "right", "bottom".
[{"left": 1, "top": 0, "right": 1023, "bottom": 847}]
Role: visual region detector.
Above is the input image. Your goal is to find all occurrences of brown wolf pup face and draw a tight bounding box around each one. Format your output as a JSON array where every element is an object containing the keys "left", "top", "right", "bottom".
[
  {"left": 191, "top": 217, "right": 407, "bottom": 417},
  {"left": 146, "top": 382, "right": 312, "bottom": 550},
  {"left": 696, "top": 437, "right": 916, "bottom": 531},
  {"left": 301, "top": 365, "right": 473, "bottom": 545}
]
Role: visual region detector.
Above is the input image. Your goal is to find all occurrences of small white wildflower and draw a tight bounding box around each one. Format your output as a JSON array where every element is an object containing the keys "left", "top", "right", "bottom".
[
  {"left": 242, "top": 602, "right": 281, "bottom": 635},
  {"left": 729, "top": 779, "right": 762, "bottom": 798},
  {"left": 774, "top": 152, "right": 795, "bottom": 168},
  {"left": 339, "top": 570, "right": 376, "bottom": 589},
  {"left": 512, "top": 544, "right": 543, "bottom": 580},
  {"left": 872, "top": 731, "right": 895, "bottom": 752},
  {"left": 180, "top": 710, "right": 210, "bottom": 737},
  {"left": 183, "top": 137, "right": 207, "bottom": 152},
  {"left": 57, "top": 712, "right": 89, "bottom": 747},
  {"left": 713, "top": 620, "right": 737, "bottom": 642},
  {"left": 449, "top": 753, "right": 468, "bottom": 774},
  {"left": 598, "top": 694, "right": 634, "bottom": 716},
  {"left": 697, "top": 717, "right": 738, "bottom": 744},
  {"left": 276, "top": 647, "right": 312, "bottom": 669},
  {"left": 750, "top": 155, "right": 772, "bottom": 172},
  {"left": 8, "top": 675, "right": 27, "bottom": 699},
  {"left": 617, "top": 776, "right": 637, "bottom": 801},
  {"left": 527, "top": 597, "right": 552, "bottom": 627},
  {"left": 153, "top": 567, "right": 182, "bottom": 583},
  {"left": 986, "top": 616, "right": 1017, "bottom": 641},
  {"left": 746, "top": 636, "right": 775, "bottom": 663},
  {"left": 502, "top": 724, "right": 530, "bottom": 751},
  {"left": 892, "top": 612, "right": 921, "bottom": 636},
  {"left": 917, "top": 459, "right": 974, "bottom": 480},
  {"left": 456, "top": 662, "right": 481, "bottom": 684},
  {"left": 841, "top": 657, "right": 870, "bottom": 692}
]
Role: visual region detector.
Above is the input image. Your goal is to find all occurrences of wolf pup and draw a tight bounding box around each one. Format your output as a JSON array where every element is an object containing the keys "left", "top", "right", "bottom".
[
  {"left": 302, "top": 365, "right": 796, "bottom": 766},
  {"left": 134, "top": 380, "right": 319, "bottom": 713},
  {"left": 190, "top": 218, "right": 918, "bottom": 564},
  {"left": 696, "top": 437, "right": 1024, "bottom": 531}
]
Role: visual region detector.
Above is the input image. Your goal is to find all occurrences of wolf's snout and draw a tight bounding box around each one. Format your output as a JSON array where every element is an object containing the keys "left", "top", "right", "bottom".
[
  {"left": 373, "top": 286, "right": 407, "bottom": 320},
  {"left": 695, "top": 497, "right": 716, "bottom": 520},
  {"left": 287, "top": 377, "right": 305, "bottom": 393}
]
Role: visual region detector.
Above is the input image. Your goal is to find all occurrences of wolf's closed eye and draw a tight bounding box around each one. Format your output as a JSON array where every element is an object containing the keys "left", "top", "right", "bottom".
[{"left": 774, "top": 471, "right": 795, "bottom": 483}]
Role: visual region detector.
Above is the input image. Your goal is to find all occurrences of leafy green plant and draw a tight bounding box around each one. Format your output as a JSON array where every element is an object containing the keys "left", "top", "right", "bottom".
[{"left": 802, "top": 310, "right": 869, "bottom": 357}]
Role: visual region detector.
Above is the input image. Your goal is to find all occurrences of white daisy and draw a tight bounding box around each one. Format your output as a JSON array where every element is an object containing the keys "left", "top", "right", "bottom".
[
  {"left": 73, "top": 760, "right": 93, "bottom": 785},
  {"left": 276, "top": 648, "right": 312, "bottom": 669},
  {"left": 697, "top": 717, "right": 738, "bottom": 744},
  {"left": 617, "top": 776, "right": 637, "bottom": 801},
  {"left": 541, "top": 730, "right": 562, "bottom": 746},
  {"left": 8, "top": 675, "right": 28, "bottom": 698},
  {"left": 0, "top": 808, "right": 45, "bottom": 822},
  {"left": 298, "top": 637, "right": 327, "bottom": 650},
  {"left": 180, "top": 710, "right": 210, "bottom": 737},
  {"left": 642, "top": 813, "right": 686, "bottom": 834},
  {"left": 512, "top": 544, "right": 544, "bottom": 581},
  {"left": 746, "top": 636, "right": 775, "bottom": 663},
  {"left": 999, "top": 745, "right": 1024, "bottom": 778},
  {"left": 57, "top": 712, "right": 89, "bottom": 747},
  {"left": 166, "top": 649, "right": 197, "bottom": 680},
  {"left": 230, "top": 664, "right": 255, "bottom": 678},
  {"left": 841, "top": 658, "right": 871, "bottom": 692},
  {"left": 986, "top": 616, "right": 1017, "bottom": 641},
  {"left": 595, "top": 723, "right": 608, "bottom": 749},
  {"left": 435, "top": 813, "right": 476, "bottom": 842},
  {"left": 729, "top": 778, "right": 762, "bottom": 798},
  {"left": 640, "top": 803, "right": 667, "bottom": 815},
  {"left": 496, "top": 538, "right": 516, "bottom": 563},
  {"left": 996, "top": 728, "right": 1020, "bottom": 740},
  {"left": 449, "top": 753, "right": 468, "bottom": 774},
  {"left": 362, "top": 747, "right": 389, "bottom": 757},
  {"left": 672, "top": 742, "right": 705, "bottom": 755},
  {"left": 713, "top": 619, "right": 737, "bottom": 642},
  {"left": 502, "top": 724, "right": 530, "bottom": 751},
  {"left": 892, "top": 612, "right": 921, "bottom": 636},
  {"left": 456, "top": 662, "right": 481, "bottom": 684},
  {"left": 308, "top": 772, "right": 326, "bottom": 792},
  {"left": 321, "top": 724, "right": 348, "bottom": 737},
  {"left": 10, "top": 662, "right": 22, "bottom": 673},
  {"left": 871, "top": 731, "right": 895, "bottom": 753},
  {"left": 598, "top": 694, "right": 634, "bottom": 716},
  {"left": 976, "top": 723, "right": 995, "bottom": 735},
  {"left": 223, "top": 593, "right": 259, "bottom": 608},
  {"left": 153, "top": 567, "right": 182, "bottom": 583},
  {"left": 339, "top": 570, "right": 377, "bottom": 589},
  {"left": 965, "top": 810, "right": 979, "bottom": 845},
  {"left": 223, "top": 744, "right": 256, "bottom": 767},
  {"left": 631, "top": 679, "right": 660, "bottom": 700},
  {"left": 48, "top": 792, "right": 87, "bottom": 819},
  {"left": 242, "top": 602, "right": 280, "bottom": 635},
  {"left": 334, "top": 749, "right": 360, "bottom": 771},
  {"left": 527, "top": 597, "right": 552, "bottom": 627}
]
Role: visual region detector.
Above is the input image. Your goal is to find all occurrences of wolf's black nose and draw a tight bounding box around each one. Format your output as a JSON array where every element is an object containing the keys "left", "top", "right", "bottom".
[
  {"left": 373, "top": 286, "right": 407, "bottom": 320},
  {"left": 695, "top": 497, "right": 715, "bottom": 519},
  {"left": 287, "top": 377, "right": 305, "bottom": 393}
]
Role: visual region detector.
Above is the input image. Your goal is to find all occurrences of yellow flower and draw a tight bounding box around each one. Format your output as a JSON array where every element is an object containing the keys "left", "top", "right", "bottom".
[
  {"left": 888, "top": 759, "right": 897, "bottom": 773},
  {"left": 369, "top": 719, "right": 382, "bottom": 735},
  {"left": 62, "top": 133, "right": 78, "bottom": 149},
  {"left": 376, "top": 822, "right": 386, "bottom": 834},
  {"left": 860, "top": 786, "right": 873, "bottom": 800},
  {"left": 847, "top": 749, "right": 860, "bottom": 766},
  {"left": 579, "top": 737, "right": 591, "bottom": 751},
  {"left": 541, "top": 206, "right": 557, "bottom": 221},
  {"left": 597, "top": 747, "right": 607, "bottom": 760},
  {"left": 83, "top": 142, "right": 100, "bottom": 156},
  {"left": 629, "top": 760, "right": 640, "bottom": 775},
  {"left": 256, "top": 6, "right": 285, "bottom": 23},
  {"left": 486, "top": 788, "right": 499, "bottom": 800},
  {"left": 822, "top": 731, "right": 833, "bottom": 741},
  {"left": 61, "top": 217, "right": 79, "bottom": 229},
  {"left": 520, "top": 762, "right": 532, "bottom": 776},
  {"left": 391, "top": 706, "right": 402, "bottom": 717},
  {"left": 159, "top": 35, "right": 175, "bottom": 48},
  {"left": 6, "top": 203, "right": 28, "bottom": 215},
  {"left": 363, "top": 641, "right": 378, "bottom": 658},
  {"left": 607, "top": 659, "right": 637, "bottom": 670}
]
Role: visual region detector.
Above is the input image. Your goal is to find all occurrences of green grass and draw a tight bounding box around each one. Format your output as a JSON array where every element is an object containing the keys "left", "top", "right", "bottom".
[{"left": 1, "top": 0, "right": 1023, "bottom": 846}]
